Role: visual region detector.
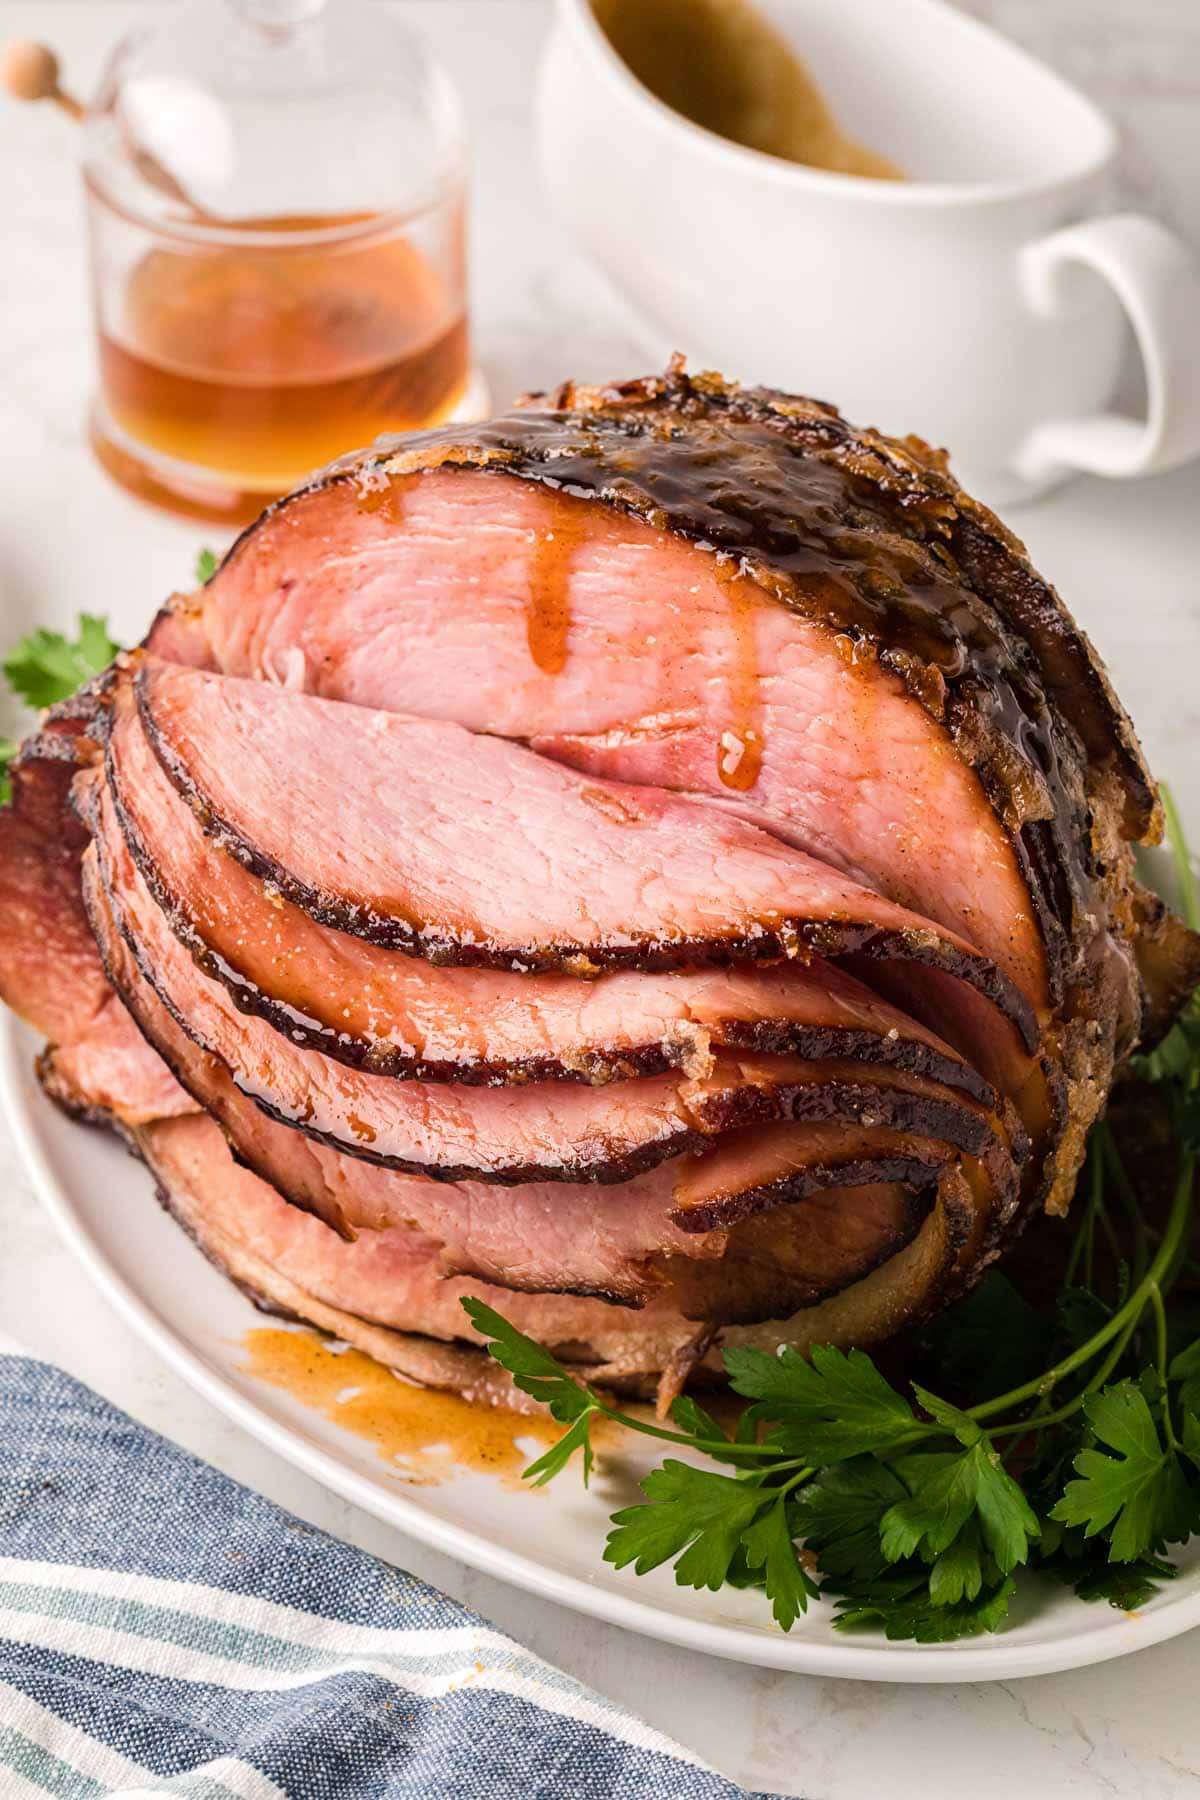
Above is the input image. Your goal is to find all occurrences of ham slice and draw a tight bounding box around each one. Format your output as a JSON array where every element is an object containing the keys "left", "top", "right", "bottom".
[
  {"left": 108, "top": 684, "right": 994, "bottom": 1100},
  {"left": 37, "top": 997, "right": 193, "bottom": 1128},
  {"left": 0, "top": 709, "right": 190, "bottom": 1127},
  {"left": 0, "top": 728, "right": 107, "bottom": 1048},
  {"left": 136, "top": 1107, "right": 976, "bottom": 1395}
]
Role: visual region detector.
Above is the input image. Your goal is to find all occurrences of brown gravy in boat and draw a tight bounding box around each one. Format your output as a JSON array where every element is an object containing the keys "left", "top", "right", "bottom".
[{"left": 592, "top": 0, "right": 903, "bottom": 179}]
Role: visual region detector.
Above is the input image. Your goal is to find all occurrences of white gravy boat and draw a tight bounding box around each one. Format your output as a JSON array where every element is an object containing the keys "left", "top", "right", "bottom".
[{"left": 537, "top": 0, "right": 1200, "bottom": 503}]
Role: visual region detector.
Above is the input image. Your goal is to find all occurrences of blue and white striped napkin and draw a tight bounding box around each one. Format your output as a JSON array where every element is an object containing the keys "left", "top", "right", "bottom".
[{"left": 0, "top": 1347, "right": 783, "bottom": 1798}]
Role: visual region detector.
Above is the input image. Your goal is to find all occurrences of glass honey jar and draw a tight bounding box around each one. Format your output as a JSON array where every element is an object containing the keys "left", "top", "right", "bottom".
[{"left": 82, "top": 0, "right": 480, "bottom": 522}]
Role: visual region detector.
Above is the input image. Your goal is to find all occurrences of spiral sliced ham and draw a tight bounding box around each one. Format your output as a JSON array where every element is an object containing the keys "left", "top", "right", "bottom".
[
  {"left": 0, "top": 699, "right": 192, "bottom": 1127},
  {"left": 2, "top": 365, "right": 1197, "bottom": 1412},
  {"left": 145, "top": 371, "right": 1160, "bottom": 1212}
]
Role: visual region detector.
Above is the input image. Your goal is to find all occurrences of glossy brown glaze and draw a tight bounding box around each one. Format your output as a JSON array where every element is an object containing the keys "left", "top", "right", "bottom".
[
  {"left": 526, "top": 513, "right": 578, "bottom": 675},
  {"left": 715, "top": 568, "right": 765, "bottom": 792}
]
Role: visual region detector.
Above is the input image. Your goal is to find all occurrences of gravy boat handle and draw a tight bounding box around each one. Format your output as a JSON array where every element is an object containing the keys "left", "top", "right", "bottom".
[{"left": 1015, "top": 213, "right": 1200, "bottom": 482}]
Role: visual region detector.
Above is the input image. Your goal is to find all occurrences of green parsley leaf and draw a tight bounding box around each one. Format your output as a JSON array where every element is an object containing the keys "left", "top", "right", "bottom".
[
  {"left": 460, "top": 1297, "right": 601, "bottom": 1484},
  {"left": 1037, "top": 1515, "right": 1177, "bottom": 1612},
  {"left": 928, "top": 1518, "right": 986, "bottom": 1606},
  {"left": 713, "top": 1546, "right": 766, "bottom": 1591},
  {"left": 665, "top": 1392, "right": 761, "bottom": 1469},
  {"left": 741, "top": 1494, "right": 817, "bottom": 1630},
  {"left": 1069, "top": 1557, "right": 1177, "bottom": 1610},
  {"left": 790, "top": 1456, "right": 907, "bottom": 1585},
  {"left": 910, "top": 1385, "right": 984, "bottom": 1446},
  {"left": 723, "top": 1342, "right": 918, "bottom": 1461},
  {"left": 3, "top": 614, "right": 120, "bottom": 709},
  {"left": 882, "top": 1441, "right": 1039, "bottom": 1575},
  {"left": 880, "top": 1451, "right": 971, "bottom": 1561},
  {"left": 669, "top": 1392, "right": 727, "bottom": 1444},
  {"left": 195, "top": 547, "right": 219, "bottom": 584},
  {"left": 1051, "top": 1380, "right": 1197, "bottom": 1561},
  {"left": 521, "top": 1413, "right": 597, "bottom": 1489},
  {"left": 605, "top": 1461, "right": 774, "bottom": 1593},
  {"left": 0, "top": 737, "right": 16, "bottom": 806},
  {"left": 835, "top": 1576, "right": 1017, "bottom": 1643}
]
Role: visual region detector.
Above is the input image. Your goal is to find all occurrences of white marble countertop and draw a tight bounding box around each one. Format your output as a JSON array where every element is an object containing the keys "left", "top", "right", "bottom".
[{"left": 2, "top": 3, "right": 1199, "bottom": 1794}]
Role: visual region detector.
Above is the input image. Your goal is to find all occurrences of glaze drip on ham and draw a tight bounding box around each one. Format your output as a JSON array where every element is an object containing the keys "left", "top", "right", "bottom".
[{"left": 3, "top": 365, "right": 1197, "bottom": 1411}]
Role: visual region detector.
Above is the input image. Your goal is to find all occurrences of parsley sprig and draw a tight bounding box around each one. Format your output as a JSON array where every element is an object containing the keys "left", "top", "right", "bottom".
[
  {"left": 464, "top": 787, "right": 1200, "bottom": 1641},
  {"left": 0, "top": 546, "right": 218, "bottom": 803},
  {"left": 0, "top": 614, "right": 120, "bottom": 802}
]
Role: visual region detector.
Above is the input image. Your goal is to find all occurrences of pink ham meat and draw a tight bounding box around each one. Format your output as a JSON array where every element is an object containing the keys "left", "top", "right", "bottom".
[
  {"left": 183, "top": 466, "right": 1050, "bottom": 998},
  {"left": 84, "top": 841, "right": 1001, "bottom": 1323},
  {"left": 134, "top": 660, "right": 1036, "bottom": 1083},
  {"left": 137, "top": 1106, "right": 977, "bottom": 1385},
  {"left": 37, "top": 997, "right": 193, "bottom": 1128},
  {"left": 86, "top": 764, "right": 1005, "bottom": 1183},
  {"left": 107, "top": 683, "right": 995, "bottom": 1101},
  {"left": 0, "top": 704, "right": 191, "bottom": 1128},
  {"left": 0, "top": 709, "right": 112, "bottom": 1051}
]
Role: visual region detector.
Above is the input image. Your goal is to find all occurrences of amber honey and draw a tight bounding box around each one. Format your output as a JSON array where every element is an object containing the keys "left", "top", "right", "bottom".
[{"left": 91, "top": 213, "right": 470, "bottom": 523}]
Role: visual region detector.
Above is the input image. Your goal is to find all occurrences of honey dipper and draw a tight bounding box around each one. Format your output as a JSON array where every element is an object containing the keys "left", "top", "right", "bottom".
[
  {"left": 1, "top": 41, "right": 84, "bottom": 119},
  {"left": 2, "top": 39, "right": 202, "bottom": 212}
]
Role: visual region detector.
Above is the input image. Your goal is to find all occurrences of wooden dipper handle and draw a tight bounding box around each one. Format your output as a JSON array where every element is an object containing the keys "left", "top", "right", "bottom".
[{"left": 1, "top": 41, "right": 85, "bottom": 120}]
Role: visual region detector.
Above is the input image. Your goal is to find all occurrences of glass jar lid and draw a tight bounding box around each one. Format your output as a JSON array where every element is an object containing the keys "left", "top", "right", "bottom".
[{"left": 84, "top": 0, "right": 466, "bottom": 235}]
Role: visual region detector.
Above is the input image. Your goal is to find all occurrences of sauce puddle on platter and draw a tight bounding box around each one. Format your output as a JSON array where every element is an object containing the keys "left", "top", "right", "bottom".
[{"left": 242, "top": 1326, "right": 560, "bottom": 1486}]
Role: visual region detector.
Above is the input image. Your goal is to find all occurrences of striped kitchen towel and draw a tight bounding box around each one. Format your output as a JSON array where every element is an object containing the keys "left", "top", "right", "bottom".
[{"left": 0, "top": 1348, "right": 782, "bottom": 1799}]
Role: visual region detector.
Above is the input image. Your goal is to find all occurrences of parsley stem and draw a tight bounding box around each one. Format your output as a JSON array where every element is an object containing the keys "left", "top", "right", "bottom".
[
  {"left": 1161, "top": 781, "right": 1200, "bottom": 932},
  {"left": 588, "top": 1404, "right": 787, "bottom": 1459},
  {"left": 1099, "top": 1125, "right": 1150, "bottom": 1284},
  {"left": 1149, "top": 1283, "right": 1180, "bottom": 1450},
  {"left": 967, "top": 1152, "right": 1195, "bottom": 1426},
  {"left": 986, "top": 1310, "right": 1139, "bottom": 1438}
]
